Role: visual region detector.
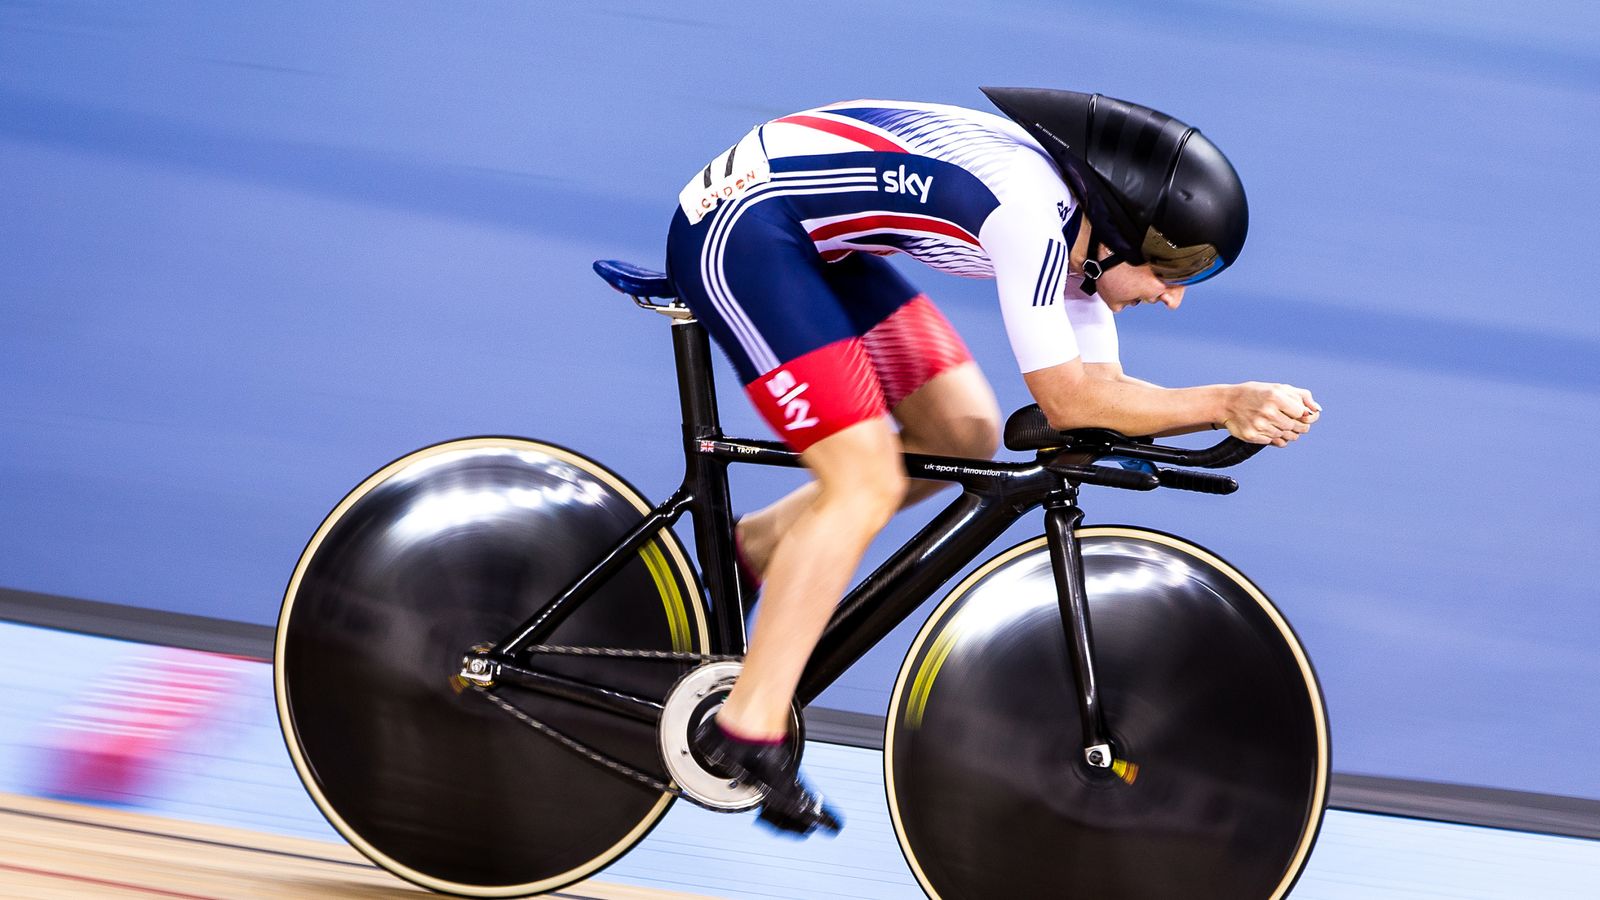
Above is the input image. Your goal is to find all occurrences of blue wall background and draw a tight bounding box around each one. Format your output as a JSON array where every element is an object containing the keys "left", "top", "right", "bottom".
[{"left": 2, "top": 0, "right": 1597, "bottom": 799}]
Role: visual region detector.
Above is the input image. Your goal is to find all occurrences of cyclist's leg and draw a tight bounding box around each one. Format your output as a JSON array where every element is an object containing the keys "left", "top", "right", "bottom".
[
  {"left": 893, "top": 365, "right": 1000, "bottom": 473},
  {"left": 736, "top": 254, "right": 1000, "bottom": 575},
  {"left": 851, "top": 261, "right": 999, "bottom": 493},
  {"left": 666, "top": 208, "right": 907, "bottom": 741},
  {"left": 717, "top": 416, "right": 906, "bottom": 737}
]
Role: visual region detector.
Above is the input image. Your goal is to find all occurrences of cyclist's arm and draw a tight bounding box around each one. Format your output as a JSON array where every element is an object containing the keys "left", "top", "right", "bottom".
[
  {"left": 1081, "top": 362, "right": 1221, "bottom": 437},
  {"left": 1032, "top": 361, "right": 1319, "bottom": 446},
  {"left": 982, "top": 182, "right": 1223, "bottom": 436},
  {"left": 1025, "top": 359, "right": 1232, "bottom": 437},
  {"left": 981, "top": 151, "right": 1104, "bottom": 374},
  {"left": 980, "top": 167, "right": 1314, "bottom": 445}
]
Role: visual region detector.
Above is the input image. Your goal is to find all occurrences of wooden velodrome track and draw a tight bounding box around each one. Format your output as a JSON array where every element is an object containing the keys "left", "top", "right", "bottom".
[{"left": 0, "top": 794, "right": 712, "bottom": 900}]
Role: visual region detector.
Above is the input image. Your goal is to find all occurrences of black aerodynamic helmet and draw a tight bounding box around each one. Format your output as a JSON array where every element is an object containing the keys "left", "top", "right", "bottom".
[{"left": 982, "top": 86, "right": 1248, "bottom": 286}]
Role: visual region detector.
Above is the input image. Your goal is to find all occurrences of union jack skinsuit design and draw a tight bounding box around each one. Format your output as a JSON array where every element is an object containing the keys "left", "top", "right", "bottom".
[{"left": 666, "top": 100, "right": 1119, "bottom": 449}]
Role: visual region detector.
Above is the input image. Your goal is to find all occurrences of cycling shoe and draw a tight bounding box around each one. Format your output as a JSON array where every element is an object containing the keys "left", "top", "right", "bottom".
[{"left": 693, "top": 718, "right": 842, "bottom": 836}]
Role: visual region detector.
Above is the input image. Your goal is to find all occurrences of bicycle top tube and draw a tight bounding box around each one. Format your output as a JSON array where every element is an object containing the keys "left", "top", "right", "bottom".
[{"left": 696, "top": 426, "right": 1259, "bottom": 498}]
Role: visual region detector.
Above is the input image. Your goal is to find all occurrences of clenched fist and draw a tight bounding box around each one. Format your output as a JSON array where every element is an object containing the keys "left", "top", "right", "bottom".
[{"left": 1221, "top": 383, "right": 1320, "bottom": 447}]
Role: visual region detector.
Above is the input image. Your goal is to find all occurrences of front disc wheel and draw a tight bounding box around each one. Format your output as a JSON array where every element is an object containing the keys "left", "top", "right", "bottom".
[{"left": 886, "top": 528, "right": 1329, "bottom": 899}]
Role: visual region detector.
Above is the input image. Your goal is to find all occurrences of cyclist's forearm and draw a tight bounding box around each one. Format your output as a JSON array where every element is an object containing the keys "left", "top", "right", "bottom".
[
  {"left": 1110, "top": 373, "right": 1225, "bottom": 436},
  {"left": 1026, "top": 366, "right": 1231, "bottom": 436}
]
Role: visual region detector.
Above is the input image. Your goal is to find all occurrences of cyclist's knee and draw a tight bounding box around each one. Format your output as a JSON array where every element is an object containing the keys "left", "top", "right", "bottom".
[
  {"left": 901, "top": 410, "right": 999, "bottom": 462},
  {"left": 854, "top": 467, "right": 910, "bottom": 524},
  {"left": 804, "top": 421, "right": 907, "bottom": 529},
  {"left": 951, "top": 413, "right": 1001, "bottom": 459},
  {"left": 821, "top": 446, "right": 907, "bottom": 513},
  {"left": 817, "top": 470, "right": 905, "bottom": 533},
  {"left": 894, "top": 364, "right": 1001, "bottom": 460}
]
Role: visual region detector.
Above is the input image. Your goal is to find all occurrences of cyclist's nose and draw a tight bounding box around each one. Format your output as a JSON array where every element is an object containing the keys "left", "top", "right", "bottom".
[{"left": 1158, "top": 285, "right": 1186, "bottom": 309}]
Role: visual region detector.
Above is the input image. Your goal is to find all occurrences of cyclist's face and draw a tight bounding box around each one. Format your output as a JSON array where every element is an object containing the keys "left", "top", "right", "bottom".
[{"left": 1096, "top": 256, "right": 1187, "bottom": 314}]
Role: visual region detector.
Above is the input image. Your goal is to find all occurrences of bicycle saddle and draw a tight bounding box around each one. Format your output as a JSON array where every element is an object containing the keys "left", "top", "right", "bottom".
[{"left": 593, "top": 260, "right": 676, "bottom": 299}]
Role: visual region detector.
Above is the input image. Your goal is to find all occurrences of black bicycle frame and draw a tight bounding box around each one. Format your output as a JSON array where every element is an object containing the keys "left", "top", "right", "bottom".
[{"left": 488, "top": 314, "right": 1115, "bottom": 754}]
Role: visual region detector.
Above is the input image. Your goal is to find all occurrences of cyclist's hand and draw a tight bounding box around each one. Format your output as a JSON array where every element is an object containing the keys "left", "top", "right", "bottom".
[{"left": 1222, "top": 383, "right": 1321, "bottom": 447}]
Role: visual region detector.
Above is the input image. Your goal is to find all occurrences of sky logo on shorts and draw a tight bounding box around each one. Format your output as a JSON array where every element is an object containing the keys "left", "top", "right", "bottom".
[
  {"left": 882, "top": 165, "right": 934, "bottom": 204},
  {"left": 767, "top": 369, "right": 820, "bottom": 431}
]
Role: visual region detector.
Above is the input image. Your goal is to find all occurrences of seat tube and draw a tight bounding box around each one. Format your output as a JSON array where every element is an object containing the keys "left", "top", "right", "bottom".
[
  {"left": 671, "top": 318, "right": 720, "bottom": 435},
  {"left": 1044, "top": 490, "right": 1116, "bottom": 769},
  {"left": 671, "top": 319, "right": 748, "bottom": 654}
]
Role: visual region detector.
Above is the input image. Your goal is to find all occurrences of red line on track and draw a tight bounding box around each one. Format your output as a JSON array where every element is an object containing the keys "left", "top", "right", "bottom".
[{"left": 0, "top": 861, "right": 217, "bottom": 899}]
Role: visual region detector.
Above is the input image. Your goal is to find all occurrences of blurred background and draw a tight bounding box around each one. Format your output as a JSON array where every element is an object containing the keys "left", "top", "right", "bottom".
[{"left": 2, "top": 0, "right": 1597, "bottom": 812}]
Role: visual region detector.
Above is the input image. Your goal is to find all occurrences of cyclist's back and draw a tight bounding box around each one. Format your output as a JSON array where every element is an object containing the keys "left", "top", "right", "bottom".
[
  {"left": 680, "top": 99, "right": 1069, "bottom": 274},
  {"left": 668, "top": 98, "right": 1112, "bottom": 431}
]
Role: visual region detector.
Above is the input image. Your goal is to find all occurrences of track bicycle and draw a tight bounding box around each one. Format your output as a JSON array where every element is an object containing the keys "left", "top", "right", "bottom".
[{"left": 274, "top": 259, "right": 1330, "bottom": 899}]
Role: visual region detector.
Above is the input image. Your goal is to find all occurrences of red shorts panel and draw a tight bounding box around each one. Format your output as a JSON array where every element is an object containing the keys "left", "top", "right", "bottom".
[
  {"left": 745, "top": 338, "right": 887, "bottom": 452},
  {"left": 861, "top": 295, "right": 975, "bottom": 409}
]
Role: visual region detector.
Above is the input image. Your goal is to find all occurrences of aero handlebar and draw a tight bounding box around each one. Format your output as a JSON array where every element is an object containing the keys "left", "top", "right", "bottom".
[{"left": 1003, "top": 404, "right": 1266, "bottom": 495}]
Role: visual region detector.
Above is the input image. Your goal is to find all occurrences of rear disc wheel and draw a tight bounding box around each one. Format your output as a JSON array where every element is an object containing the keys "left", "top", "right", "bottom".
[{"left": 275, "top": 437, "right": 708, "bottom": 896}]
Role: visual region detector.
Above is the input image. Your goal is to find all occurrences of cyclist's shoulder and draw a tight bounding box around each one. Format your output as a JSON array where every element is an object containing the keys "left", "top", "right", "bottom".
[
  {"left": 768, "top": 99, "right": 1055, "bottom": 186},
  {"left": 977, "top": 146, "right": 1075, "bottom": 237},
  {"left": 793, "top": 98, "right": 990, "bottom": 118},
  {"left": 764, "top": 99, "right": 1024, "bottom": 153},
  {"left": 769, "top": 99, "right": 1028, "bottom": 142}
]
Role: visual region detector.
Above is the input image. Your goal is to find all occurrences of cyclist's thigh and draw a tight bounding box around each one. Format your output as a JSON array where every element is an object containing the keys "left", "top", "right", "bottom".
[
  {"left": 666, "top": 205, "right": 887, "bottom": 451},
  {"left": 822, "top": 252, "right": 977, "bottom": 411}
]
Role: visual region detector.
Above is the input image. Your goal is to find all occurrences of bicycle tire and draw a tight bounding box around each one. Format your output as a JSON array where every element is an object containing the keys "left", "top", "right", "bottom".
[
  {"left": 885, "top": 527, "right": 1329, "bottom": 900},
  {"left": 275, "top": 437, "right": 708, "bottom": 897}
]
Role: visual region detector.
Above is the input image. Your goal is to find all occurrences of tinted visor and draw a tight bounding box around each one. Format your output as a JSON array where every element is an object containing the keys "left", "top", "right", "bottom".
[{"left": 1142, "top": 227, "right": 1224, "bottom": 286}]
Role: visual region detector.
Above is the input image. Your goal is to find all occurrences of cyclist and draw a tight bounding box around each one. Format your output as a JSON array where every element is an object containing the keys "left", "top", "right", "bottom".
[{"left": 667, "top": 87, "right": 1320, "bottom": 835}]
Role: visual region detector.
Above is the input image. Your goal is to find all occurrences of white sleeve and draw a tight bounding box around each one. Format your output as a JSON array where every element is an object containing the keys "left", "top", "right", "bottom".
[
  {"left": 980, "top": 199, "right": 1081, "bottom": 373},
  {"left": 979, "top": 146, "right": 1122, "bottom": 372},
  {"left": 979, "top": 146, "right": 1124, "bottom": 372},
  {"left": 1063, "top": 291, "right": 1120, "bottom": 364}
]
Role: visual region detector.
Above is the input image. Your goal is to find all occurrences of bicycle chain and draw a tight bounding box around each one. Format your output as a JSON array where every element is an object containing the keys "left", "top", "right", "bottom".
[
  {"left": 468, "top": 644, "right": 741, "bottom": 799},
  {"left": 472, "top": 686, "right": 685, "bottom": 795},
  {"left": 517, "top": 644, "right": 741, "bottom": 663}
]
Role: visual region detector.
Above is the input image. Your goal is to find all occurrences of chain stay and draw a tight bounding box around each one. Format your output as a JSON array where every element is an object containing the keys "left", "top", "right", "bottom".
[
  {"left": 472, "top": 686, "right": 683, "bottom": 796},
  {"left": 467, "top": 644, "right": 742, "bottom": 801}
]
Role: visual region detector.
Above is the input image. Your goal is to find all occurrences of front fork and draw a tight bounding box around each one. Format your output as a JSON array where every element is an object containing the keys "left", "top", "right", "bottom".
[{"left": 1043, "top": 490, "right": 1117, "bottom": 772}]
